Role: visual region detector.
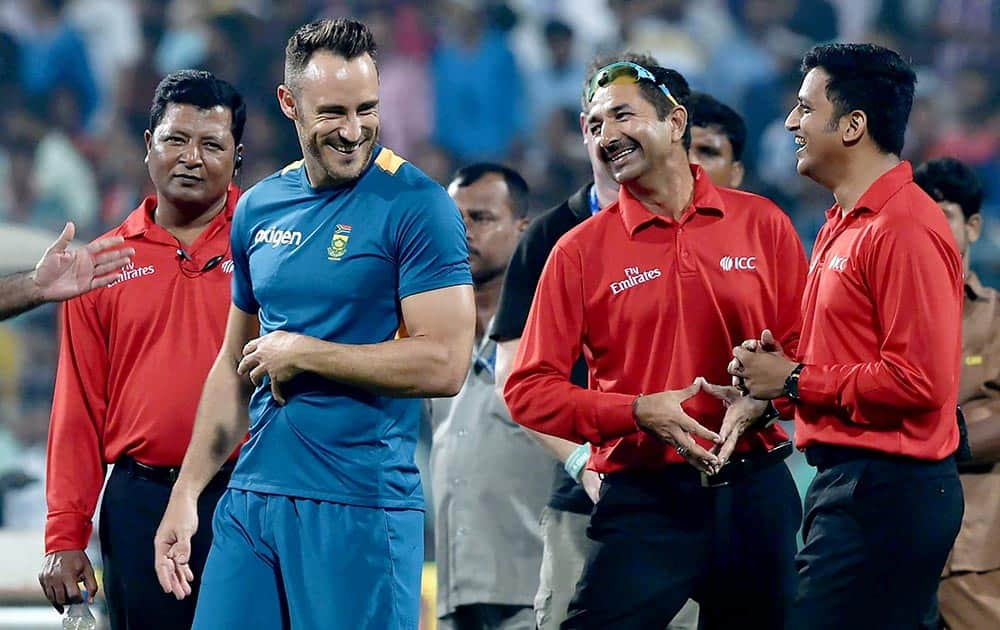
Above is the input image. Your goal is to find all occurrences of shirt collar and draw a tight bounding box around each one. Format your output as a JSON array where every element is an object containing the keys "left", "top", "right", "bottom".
[
  {"left": 617, "top": 164, "right": 724, "bottom": 237},
  {"left": 826, "top": 161, "right": 913, "bottom": 220},
  {"left": 966, "top": 270, "right": 988, "bottom": 301},
  {"left": 119, "top": 183, "right": 240, "bottom": 241}
]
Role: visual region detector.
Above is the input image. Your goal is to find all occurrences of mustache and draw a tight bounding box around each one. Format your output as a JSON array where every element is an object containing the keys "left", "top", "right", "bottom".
[{"left": 600, "top": 139, "right": 637, "bottom": 162}]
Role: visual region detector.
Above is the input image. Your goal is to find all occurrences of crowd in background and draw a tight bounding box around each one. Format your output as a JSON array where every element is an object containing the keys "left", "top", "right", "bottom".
[{"left": 0, "top": 0, "right": 998, "bottom": 534}]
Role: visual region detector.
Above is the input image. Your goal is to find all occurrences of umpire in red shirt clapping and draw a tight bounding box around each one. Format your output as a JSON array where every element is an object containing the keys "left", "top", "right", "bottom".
[{"left": 734, "top": 44, "right": 965, "bottom": 629}]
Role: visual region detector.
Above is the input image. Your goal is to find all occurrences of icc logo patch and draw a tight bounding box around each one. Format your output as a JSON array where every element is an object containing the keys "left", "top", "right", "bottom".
[{"left": 327, "top": 224, "right": 352, "bottom": 261}]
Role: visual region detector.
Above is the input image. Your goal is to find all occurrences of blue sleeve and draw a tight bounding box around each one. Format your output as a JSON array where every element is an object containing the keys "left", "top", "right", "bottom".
[
  {"left": 396, "top": 185, "right": 472, "bottom": 300},
  {"left": 230, "top": 193, "right": 258, "bottom": 313}
]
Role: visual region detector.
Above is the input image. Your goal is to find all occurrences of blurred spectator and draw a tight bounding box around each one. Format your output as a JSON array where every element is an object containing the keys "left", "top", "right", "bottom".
[
  {"left": 527, "top": 19, "right": 583, "bottom": 135},
  {"left": 366, "top": 4, "right": 434, "bottom": 159},
  {"left": 16, "top": 0, "right": 100, "bottom": 132},
  {"left": 431, "top": 0, "right": 526, "bottom": 162},
  {"left": 66, "top": 0, "right": 142, "bottom": 132},
  {"left": 31, "top": 89, "right": 100, "bottom": 234},
  {"left": 607, "top": 0, "right": 733, "bottom": 87}
]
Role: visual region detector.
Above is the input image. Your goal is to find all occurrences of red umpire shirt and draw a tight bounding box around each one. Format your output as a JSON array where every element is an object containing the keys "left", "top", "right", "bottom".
[
  {"left": 794, "top": 161, "right": 963, "bottom": 460},
  {"left": 504, "top": 166, "right": 808, "bottom": 473},
  {"left": 45, "top": 185, "right": 239, "bottom": 553}
]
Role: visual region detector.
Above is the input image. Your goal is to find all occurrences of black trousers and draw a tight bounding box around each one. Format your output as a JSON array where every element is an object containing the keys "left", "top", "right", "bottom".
[
  {"left": 563, "top": 461, "right": 802, "bottom": 630},
  {"left": 98, "top": 461, "right": 230, "bottom": 630},
  {"left": 792, "top": 446, "right": 963, "bottom": 630}
]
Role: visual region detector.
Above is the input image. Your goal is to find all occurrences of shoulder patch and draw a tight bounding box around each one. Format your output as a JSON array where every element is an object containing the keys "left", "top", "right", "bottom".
[
  {"left": 375, "top": 148, "right": 407, "bottom": 175},
  {"left": 281, "top": 159, "right": 304, "bottom": 176}
]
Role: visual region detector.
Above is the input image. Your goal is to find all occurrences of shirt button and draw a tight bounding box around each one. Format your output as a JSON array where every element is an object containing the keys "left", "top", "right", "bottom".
[
  {"left": 457, "top": 429, "right": 467, "bottom": 437},
  {"left": 457, "top": 527, "right": 468, "bottom": 536},
  {"left": 683, "top": 251, "right": 690, "bottom": 258},
  {"left": 452, "top": 477, "right": 463, "bottom": 486}
]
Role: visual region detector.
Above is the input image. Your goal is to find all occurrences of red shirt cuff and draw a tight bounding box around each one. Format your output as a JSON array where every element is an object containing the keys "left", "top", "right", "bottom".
[
  {"left": 796, "top": 365, "right": 837, "bottom": 407},
  {"left": 45, "top": 512, "right": 93, "bottom": 554},
  {"left": 594, "top": 393, "right": 641, "bottom": 442}
]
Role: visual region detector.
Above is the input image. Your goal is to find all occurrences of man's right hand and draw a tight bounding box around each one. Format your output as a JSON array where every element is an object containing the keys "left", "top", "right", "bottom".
[
  {"left": 633, "top": 380, "right": 722, "bottom": 474},
  {"left": 581, "top": 469, "right": 602, "bottom": 503},
  {"left": 38, "top": 550, "right": 98, "bottom": 613},
  {"left": 153, "top": 491, "right": 199, "bottom": 600}
]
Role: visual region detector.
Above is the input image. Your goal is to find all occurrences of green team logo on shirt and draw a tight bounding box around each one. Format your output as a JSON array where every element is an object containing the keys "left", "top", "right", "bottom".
[{"left": 327, "top": 224, "right": 352, "bottom": 261}]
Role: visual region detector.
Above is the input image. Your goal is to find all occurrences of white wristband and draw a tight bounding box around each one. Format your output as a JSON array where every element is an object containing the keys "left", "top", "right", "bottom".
[{"left": 564, "top": 442, "right": 591, "bottom": 482}]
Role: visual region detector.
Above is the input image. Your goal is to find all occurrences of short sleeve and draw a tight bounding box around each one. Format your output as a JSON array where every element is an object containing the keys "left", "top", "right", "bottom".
[
  {"left": 229, "top": 193, "right": 258, "bottom": 313},
  {"left": 396, "top": 186, "right": 472, "bottom": 299}
]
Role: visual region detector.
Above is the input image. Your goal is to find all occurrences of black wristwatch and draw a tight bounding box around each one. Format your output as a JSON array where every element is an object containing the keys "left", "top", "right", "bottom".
[
  {"left": 754, "top": 401, "right": 781, "bottom": 428},
  {"left": 783, "top": 363, "right": 805, "bottom": 402}
]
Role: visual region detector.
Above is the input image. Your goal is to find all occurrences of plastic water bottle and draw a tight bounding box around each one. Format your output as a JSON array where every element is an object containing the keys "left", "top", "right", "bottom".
[{"left": 62, "top": 589, "right": 97, "bottom": 630}]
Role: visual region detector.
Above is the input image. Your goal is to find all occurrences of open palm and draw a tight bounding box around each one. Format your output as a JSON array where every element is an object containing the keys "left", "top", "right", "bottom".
[{"left": 34, "top": 222, "right": 133, "bottom": 301}]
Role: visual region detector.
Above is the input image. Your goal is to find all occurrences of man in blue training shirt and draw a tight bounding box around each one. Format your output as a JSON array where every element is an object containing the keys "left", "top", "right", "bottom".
[{"left": 153, "top": 18, "right": 475, "bottom": 629}]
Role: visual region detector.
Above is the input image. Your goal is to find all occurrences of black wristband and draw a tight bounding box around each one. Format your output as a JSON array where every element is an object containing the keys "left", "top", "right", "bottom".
[
  {"left": 755, "top": 401, "right": 781, "bottom": 428},
  {"left": 783, "top": 363, "right": 805, "bottom": 402}
]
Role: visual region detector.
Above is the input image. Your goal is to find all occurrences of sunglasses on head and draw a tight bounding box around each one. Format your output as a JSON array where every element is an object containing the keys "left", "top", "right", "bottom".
[{"left": 585, "top": 61, "right": 681, "bottom": 108}]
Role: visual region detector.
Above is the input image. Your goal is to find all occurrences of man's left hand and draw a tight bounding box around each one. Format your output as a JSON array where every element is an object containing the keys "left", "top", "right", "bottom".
[
  {"left": 730, "top": 344, "right": 797, "bottom": 400},
  {"left": 238, "top": 331, "right": 305, "bottom": 404},
  {"left": 698, "top": 378, "right": 769, "bottom": 465}
]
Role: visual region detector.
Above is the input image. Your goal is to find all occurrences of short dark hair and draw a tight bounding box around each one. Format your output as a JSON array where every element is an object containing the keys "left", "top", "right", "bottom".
[
  {"left": 686, "top": 91, "right": 746, "bottom": 161},
  {"left": 149, "top": 69, "right": 246, "bottom": 144},
  {"left": 913, "top": 157, "right": 984, "bottom": 220},
  {"left": 285, "top": 19, "right": 377, "bottom": 87},
  {"left": 801, "top": 43, "right": 915, "bottom": 156},
  {"left": 451, "top": 163, "right": 531, "bottom": 219}
]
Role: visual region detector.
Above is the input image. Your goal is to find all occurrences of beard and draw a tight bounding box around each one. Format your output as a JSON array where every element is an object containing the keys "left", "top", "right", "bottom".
[{"left": 303, "top": 124, "right": 379, "bottom": 186}]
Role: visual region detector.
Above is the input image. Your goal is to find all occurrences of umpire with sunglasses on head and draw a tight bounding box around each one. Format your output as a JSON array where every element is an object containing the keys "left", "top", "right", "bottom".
[{"left": 503, "top": 56, "right": 808, "bottom": 629}]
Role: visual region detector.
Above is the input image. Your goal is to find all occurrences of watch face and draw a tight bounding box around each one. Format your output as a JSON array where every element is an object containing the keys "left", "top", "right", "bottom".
[{"left": 784, "top": 365, "right": 803, "bottom": 401}]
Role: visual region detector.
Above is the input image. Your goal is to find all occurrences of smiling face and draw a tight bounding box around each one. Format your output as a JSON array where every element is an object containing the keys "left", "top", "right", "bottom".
[
  {"left": 585, "top": 81, "right": 680, "bottom": 185},
  {"left": 278, "top": 51, "right": 379, "bottom": 187},
  {"left": 144, "top": 103, "right": 237, "bottom": 212},
  {"left": 785, "top": 67, "right": 846, "bottom": 185}
]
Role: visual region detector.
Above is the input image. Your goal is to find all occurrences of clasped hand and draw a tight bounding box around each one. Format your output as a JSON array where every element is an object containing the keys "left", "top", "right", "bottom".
[
  {"left": 727, "top": 329, "right": 797, "bottom": 400},
  {"left": 237, "top": 330, "right": 304, "bottom": 404}
]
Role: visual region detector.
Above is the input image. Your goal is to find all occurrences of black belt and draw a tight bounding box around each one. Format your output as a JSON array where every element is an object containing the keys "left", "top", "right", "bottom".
[
  {"left": 804, "top": 444, "right": 951, "bottom": 471},
  {"left": 117, "top": 455, "right": 235, "bottom": 486},
  {"left": 701, "top": 440, "right": 793, "bottom": 488}
]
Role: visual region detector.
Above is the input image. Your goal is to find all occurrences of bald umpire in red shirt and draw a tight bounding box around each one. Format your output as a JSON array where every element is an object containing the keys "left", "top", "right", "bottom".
[
  {"left": 504, "top": 59, "right": 808, "bottom": 629},
  {"left": 734, "top": 44, "right": 965, "bottom": 630},
  {"left": 39, "top": 70, "right": 245, "bottom": 630}
]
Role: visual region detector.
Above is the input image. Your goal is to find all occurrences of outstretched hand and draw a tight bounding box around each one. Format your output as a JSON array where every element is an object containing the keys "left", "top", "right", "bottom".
[{"left": 34, "top": 222, "right": 134, "bottom": 301}]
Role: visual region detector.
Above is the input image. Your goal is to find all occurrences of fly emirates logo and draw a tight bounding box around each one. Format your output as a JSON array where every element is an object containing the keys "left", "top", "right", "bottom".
[
  {"left": 108, "top": 261, "right": 155, "bottom": 287},
  {"left": 610, "top": 266, "right": 662, "bottom": 295}
]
